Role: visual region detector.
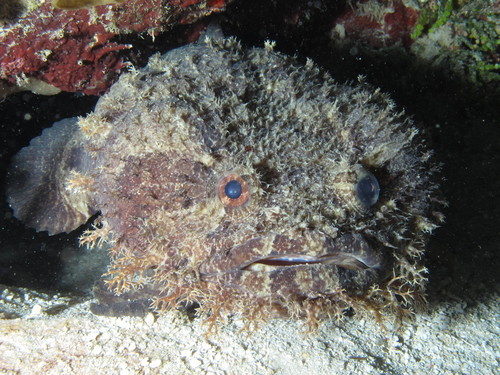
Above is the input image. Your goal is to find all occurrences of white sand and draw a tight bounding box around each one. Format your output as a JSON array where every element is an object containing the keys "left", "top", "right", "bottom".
[{"left": 0, "top": 285, "right": 497, "bottom": 375}]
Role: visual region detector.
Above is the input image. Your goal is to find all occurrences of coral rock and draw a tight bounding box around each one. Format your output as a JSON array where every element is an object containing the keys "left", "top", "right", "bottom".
[
  {"left": 331, "top": 0, "right": 420, "bottom": 49},
  {"left": 0, "top": 0, "right": 231, "bottom": 96}
]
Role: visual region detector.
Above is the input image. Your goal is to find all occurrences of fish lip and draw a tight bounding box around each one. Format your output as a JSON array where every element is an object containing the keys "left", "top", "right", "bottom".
[
  {"left": 238, "top": 233, "right": 382, "bottom": 271},
  {"left": 239, "top": 254, "right": 322, "bottom": 270},
  {"left": 240, "top": 252, "right": 381, "bottom": 271},
  {"left": 199, "top": 233, "right": 382, "bottom": 278}
]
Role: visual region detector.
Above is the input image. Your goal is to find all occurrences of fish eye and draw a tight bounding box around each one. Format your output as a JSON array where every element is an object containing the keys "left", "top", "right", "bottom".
[
  {"left": 218, "top": 174, "right": 249, "bottom": 207},
  {"left": 224, "top": 180, "right": 242, "bottom": 199},
  {"left": 356, "top": 171, "right": 380, "bottom": 207}
]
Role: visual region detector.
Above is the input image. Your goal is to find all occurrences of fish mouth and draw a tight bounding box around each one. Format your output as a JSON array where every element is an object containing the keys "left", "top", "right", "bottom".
[
  {"left": 241, "top": 252, "right": 380, "bottom": 272},
  {"left": 199, "top": 233, "right": 382, "bottom": 277}
]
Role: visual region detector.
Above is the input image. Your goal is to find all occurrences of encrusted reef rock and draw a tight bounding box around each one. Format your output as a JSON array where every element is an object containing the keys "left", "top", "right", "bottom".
[
  {"left": 7, "top": 36, "right": 443, "bottom": 328},
  {"left": 0, "top": 0, "right": 230, "bottom": 97}
]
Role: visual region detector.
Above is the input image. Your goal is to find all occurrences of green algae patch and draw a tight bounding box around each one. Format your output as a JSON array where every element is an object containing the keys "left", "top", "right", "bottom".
[{"left": 411, "top": 0, "right": 500, "bottom": 85}]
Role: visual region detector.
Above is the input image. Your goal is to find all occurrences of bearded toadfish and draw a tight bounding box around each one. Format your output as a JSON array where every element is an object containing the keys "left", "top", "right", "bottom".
[{"left": 7, "top": 36, "right": 443, "bottom": 328}]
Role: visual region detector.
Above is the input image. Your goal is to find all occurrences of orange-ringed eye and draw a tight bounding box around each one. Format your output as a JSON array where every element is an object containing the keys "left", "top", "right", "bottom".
[{"left": 218, "top": 174, "right": 249, "bottom": 207}]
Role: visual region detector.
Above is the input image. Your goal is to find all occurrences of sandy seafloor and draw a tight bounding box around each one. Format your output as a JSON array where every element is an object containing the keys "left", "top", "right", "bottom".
[
  {"left": 0, "top": 280, "right": 498, "bottom": 375},
  {"left": 1, "top": 1, "right": 499, "bottom": 374}
]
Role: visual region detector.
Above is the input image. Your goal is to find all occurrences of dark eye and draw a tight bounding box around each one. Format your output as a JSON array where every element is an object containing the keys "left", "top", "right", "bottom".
[
  {"left": 224, "top": 180, "right": 242, "bottom": 199},
  {"left": 356, "top": 171, "right": 380, "bottom": 207},
  {"left": 218, "top": 174, "right": 249, "bottom": 207}
]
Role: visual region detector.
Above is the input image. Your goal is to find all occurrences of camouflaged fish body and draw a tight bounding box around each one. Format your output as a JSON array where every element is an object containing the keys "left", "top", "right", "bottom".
[{"left": 7, "top": 37, "right": 442, "bottom": 325}]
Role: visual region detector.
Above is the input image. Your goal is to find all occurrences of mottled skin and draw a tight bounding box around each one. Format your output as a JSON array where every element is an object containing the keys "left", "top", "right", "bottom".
[{"left": 8, "top": 37, "right": 443, "bottom": 326}]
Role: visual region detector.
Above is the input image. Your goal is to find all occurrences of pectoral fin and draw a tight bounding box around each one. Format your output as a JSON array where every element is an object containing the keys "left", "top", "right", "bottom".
[{"left": 7, "top": 118, "right": 96, "bottom": 235}]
